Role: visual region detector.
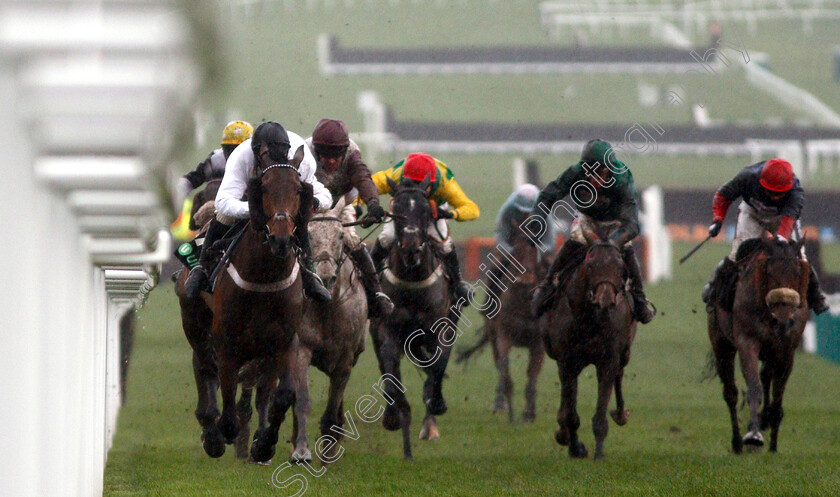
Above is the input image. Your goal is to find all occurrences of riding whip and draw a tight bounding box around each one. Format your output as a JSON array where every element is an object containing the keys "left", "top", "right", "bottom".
[{"left": 679, "top": 234, "right": 712, "bottom": 264}]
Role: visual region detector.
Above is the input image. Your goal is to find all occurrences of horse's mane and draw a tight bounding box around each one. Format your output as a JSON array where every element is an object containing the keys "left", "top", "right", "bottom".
[{"left": 736, "top": 236, "right": 798, "bottom": 263}]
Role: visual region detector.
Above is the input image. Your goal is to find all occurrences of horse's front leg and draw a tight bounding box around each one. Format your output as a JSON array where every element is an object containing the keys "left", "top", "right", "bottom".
[
  {"left": 493, "top": 331, "right": 514, "bottom": 423},
  {"left": 593, "top": 360, "right": 617, "bottom": 460},
  {"left": 759, "top": 360, "right": 773, "bottom": 431},
  {"left": 378, "top": 329, "right": 413, "bottom": 460},
  {"left": 522, "top": 340, "right": 544, "bottom": 423},
  {"left": 320, "top": 369, "right": 352, "bottom": 462},
  {"left": 234, "top": 387, "right": 253, "bottom": 459},
  {"left": 557, "top": 360, "right": 587, "bottom": 459},
  {"left": 291, "top": 347, "right": 313, "bottom": 463},
  {"left": 611, "top": 345, "right": 631, "bottom": 426},
  {"left": 735, "top": 334, "right": 764, "bottom": 447},
  {"left": 217, "top": 354, "right": 241, "bottom": 446},
  {"left": 768, "top": 356, "right": 794, "bottom": 453},
  {"left": 251, "top": 338, "right": 297, "bottom": 463}
]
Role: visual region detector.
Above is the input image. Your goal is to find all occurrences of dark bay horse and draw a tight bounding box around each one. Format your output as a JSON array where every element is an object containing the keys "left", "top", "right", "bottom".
[
  {"left": 543, "top": 230, "right": 637, "bottom": 460},
  {"left": 174, "top": 179, "right": 274, "bottom": 460},
  {"left": 290, "top": 197, "right": 367, "bottom": 463},
  {"left": 457, "top": 234, "right": 547, "bottom": 423},
  {"left": 200, "top": 145, "right": 312, "bottom": 463},
  {"left": 707, "top": 231, "right": 810, "bottom": 453},
  {"left": 370, "top": 177, "right": 455, "bottom": 459}
]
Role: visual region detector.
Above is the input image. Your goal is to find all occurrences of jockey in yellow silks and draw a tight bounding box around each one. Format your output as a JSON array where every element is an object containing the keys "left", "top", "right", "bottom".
[{"left": 368, "top": 153, "right": 479, "bottom": 300}]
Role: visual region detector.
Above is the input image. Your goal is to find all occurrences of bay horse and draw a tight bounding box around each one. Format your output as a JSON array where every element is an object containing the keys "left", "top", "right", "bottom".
[
  {"left": 457, "top": 233, "right": 548, "bottom": 423},
  {"left": 200, "top": 145, "right": 312, "bottom": 463},
  {"left": 370, "top": 176, "right": 455, "bottom": 460},
  {"left": 290, "top": 196, "right": 367, "bottom": 463},
  {"left": 707, "top": 231, "right": 810, "bottom": 453},
  {"left": 174, "top": 180, "right": 274, "bottom": 460},
  {"left": 542, "top": 227, "right": 637, "bottom": 460}
]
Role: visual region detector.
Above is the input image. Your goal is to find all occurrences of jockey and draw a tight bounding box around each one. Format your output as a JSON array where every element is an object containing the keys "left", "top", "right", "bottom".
[
  {"left": 174, "top": 120, "right": 253, "bottom": 209},
  {"left": 495, "top": 184, "right": 556, "bottom": 254},
  {"left": 369, "top": 152, "right": 480, "bottom": 301},
  {"left": 703, "top": 158, "right": 829, "bottom": 314},
  {"left": 305, "top": 118, "right": 394, "bottom": 317},
  {"left": 530, "top": 139, "right": 655, "bottom": 324},
  {"left": 183, "top": 121, "right": 333, "bottom": 302}
]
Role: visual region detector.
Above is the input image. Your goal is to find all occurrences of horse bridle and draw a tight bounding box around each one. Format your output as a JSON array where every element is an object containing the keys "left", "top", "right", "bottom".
[
  {"left": 392, "top": 187, "right": 433, "bottom": 248},
  {"left": 256, "top": 163, "right": 301, "bottom": 238},
  {"left": 585, "top": 242, "right": 625, "bottom": 295},
  {"left": 309, "top": 216, "right": 349, "bottom": 272}
]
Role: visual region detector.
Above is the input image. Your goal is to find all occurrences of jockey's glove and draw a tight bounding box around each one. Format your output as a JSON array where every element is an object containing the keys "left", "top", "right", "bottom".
[
  {"left": 366, "top": 202, "right": 386, "bottom": 223},
  {"left": 709, "top": 220, "right": 723, "bottom": 237},
  {"left": 437, "top": 208, "right": 455, "bottom": 219}
]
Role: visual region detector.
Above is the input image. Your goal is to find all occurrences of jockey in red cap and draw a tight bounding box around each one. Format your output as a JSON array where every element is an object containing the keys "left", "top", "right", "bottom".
[
  {"left": 369, "top": 153, "right": 480, "bottom": 301},
  {"left": 703, "top": 158, "right": 828, "bottom": 314}
]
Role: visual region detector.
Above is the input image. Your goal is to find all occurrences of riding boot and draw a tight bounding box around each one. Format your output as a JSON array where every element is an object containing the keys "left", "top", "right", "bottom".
[
  {"left": 349, "top": 244, "right": 394, "bottom": 318},
  {"left": 530, "top": 239, "right": 586, "bottom": 318},
  {"left": 623, "top": 245, "right": 655, "bottom": 324},
  {"left": 184, "top": 218, "right": 228, "bottom": 299},
  {"left": 441, "top": 250, "right": 471, "bottom": 302},
  {"left": 295, "top": 227, "right": 332, "bottom": 303},
  {"left": 807, "top": 265, "right": 830, "bottom": 315},
  {"left": 370, "top": 239, "right": 389, "bottom": 274},
  {"left": 702, "top": 258, "right": 737, "bottom": 309}
]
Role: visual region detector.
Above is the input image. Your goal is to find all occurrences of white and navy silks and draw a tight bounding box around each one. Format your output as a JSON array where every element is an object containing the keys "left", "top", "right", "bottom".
[{"left": 214, "top": 132, "right": 332, "bottom": 225}]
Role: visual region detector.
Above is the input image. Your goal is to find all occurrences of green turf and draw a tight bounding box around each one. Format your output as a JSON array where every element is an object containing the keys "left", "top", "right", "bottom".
[{"left": 105, "top": 241, "right": 840, "bottom": 496}]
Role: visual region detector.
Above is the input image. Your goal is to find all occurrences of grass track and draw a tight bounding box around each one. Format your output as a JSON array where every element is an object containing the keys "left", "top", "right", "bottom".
[{"left": 105, "top": 242, "right": 840, "bottom": 496}]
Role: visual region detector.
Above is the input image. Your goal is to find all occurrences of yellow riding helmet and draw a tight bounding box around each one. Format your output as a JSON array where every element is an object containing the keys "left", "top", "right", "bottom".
[{"left": 221, "top": 120, "right": 254, "bottom": 145}]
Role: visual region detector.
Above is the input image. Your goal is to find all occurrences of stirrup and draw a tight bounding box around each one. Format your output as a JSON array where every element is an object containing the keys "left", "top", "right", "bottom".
[
  {"left": 369, "top": 292, "right": 394, "bottom": 318},
  {"left": 184, "top": 265, "right": 209, "bottom": 299}
]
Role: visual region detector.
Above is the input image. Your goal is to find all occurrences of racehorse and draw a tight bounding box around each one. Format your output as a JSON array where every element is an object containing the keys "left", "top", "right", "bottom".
[
  {"left": 707, "top": 231, "right": 810, "bottom": 453},
  {"left": 457, "top": 234, "right": 547, "bottom": 423},
  {"left": 290, "top": 197, "right": 367, "bottom": 463},
  {"left": 174, "top": 184, "right": 274, "bottom": 460},
  {"left": 542, "top": 227, "right": 637, "bottom": 460},
  {"left": 370, "top": 176, "right": 456, "bottom": 460},
  {"left": 200, "top": 145, "right": 311, "bottom": 463}
]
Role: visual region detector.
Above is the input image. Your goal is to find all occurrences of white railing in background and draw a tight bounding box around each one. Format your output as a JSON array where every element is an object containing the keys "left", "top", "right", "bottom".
[{"left": 0, "top": 1, "right": 202, "bottom": 496}]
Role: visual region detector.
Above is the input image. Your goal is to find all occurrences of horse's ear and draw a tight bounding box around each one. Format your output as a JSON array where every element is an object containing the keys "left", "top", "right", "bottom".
[
  {"left": 761, "top": 230, "right": 774, "bottom": 243},
  {"left": 386, "top": 176, "right": 399, "bottom": 192},
  {"left": 331, "top": 195, "right": 347, "bottom": 215},
  {"left": 582, "top": 228, "right": 599, "bottom": 244},
  {"left": 290, "top": 145, "right": 305, "bottom": 170},
  {"left": 419, "top": 175, "right": 431, "bottom": 193}
]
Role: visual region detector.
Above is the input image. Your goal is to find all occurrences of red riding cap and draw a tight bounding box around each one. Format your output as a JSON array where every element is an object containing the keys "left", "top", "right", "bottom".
[
  {"left": 403, "top": 153, "right": 437, "bottom": 182},
  {"left": 759, "top": 158, "right": 794, "bottom": 192}
]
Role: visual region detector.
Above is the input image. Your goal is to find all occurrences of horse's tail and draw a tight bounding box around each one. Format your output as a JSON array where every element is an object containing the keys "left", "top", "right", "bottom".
[
  {"left": 455, "top": 326, "right": 489, "bottom": 365},
  {"left": 700, "top": 348, "right": 718, "bottom": 382}
]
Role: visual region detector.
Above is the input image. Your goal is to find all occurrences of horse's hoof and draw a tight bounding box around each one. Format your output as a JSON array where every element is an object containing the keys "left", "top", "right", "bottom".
[
  {"left": 426, "top": 397, "right": 447, "bottom": 416},
  {"left": 521, "top": 411, "right": 536, "bottom": 423},
  {"left": 569, "top": 442, "right": 588, "bottom": 459},
  {"left": 555, "top": 427, "right": 569, "bottom": 446},
  {"left": 610, "top": 409, "right": 630, "bottom": 426},
  {"left": 383, "top": 405, "right": 401, "bottom": 431},
  {"left": 219, "top": 416, "right": 239, "bottom": 445},
  {"left": 732, "top": 437, "right": 744, "bottom": 455},
  {"left": 743, "top": 431, "right": 764, "bottom": 447},
  {"left": 202, "top": 427, "right": 226, "bottom": 458},
  {"left": 419, "top": 424, "right": 440, "bottom": 441},
  {"left": 250, "top": 440, "right": 276, "bottom": 463},
  {"left": 290, "top": 448, "right": 312, "bottom": 463},
  {"left": 491, "top": 399, "right": 509, "bottom": 413}
]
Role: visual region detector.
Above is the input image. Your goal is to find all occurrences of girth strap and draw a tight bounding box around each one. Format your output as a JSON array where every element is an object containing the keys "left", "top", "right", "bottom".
[{"left": 225, "top": 260, "right": 300, "bottom": 293}]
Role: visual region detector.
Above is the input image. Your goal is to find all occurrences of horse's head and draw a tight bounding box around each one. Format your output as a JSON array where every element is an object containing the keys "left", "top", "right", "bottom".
[
  {"left": 248, "top": 145, "right": 309, "bottom": 261},
  {"left": 389, "top": 176, "right": 434, "bottom": 269},
  {"left": 582, "top": 229, "right": 625, "bottom": 311},
  {"left": 752, "top": 231, "right": 808, "bottom": 327},
  {"left": 309, "top": 197, "right": 348, "bottom": 291}
]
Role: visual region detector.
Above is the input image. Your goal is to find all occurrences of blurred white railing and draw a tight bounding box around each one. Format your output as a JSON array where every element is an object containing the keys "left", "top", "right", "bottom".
[{"left": 0, "top": 1, "right": 201, "bottom": 496}]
